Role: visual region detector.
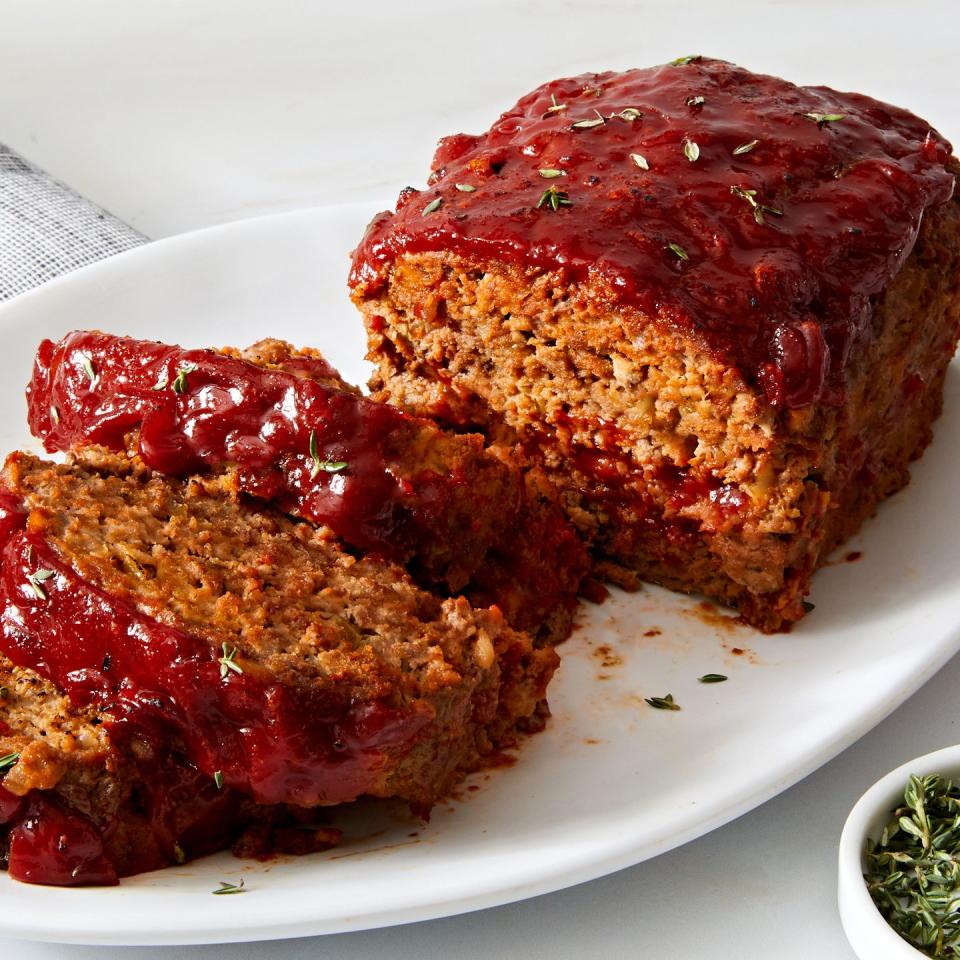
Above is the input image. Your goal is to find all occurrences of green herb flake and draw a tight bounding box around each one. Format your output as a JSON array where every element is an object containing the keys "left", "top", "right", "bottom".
[
  {"left": 670, "top": 55, "right": 702, "bottom": 66},
  {"left": 309, "top": 429, "right": 348, "bottom": 478},
  {"left": 454, "top": 183, "right": 476, "bottom": 192},
  {"left": 536, "top": 187, "right": 572, "bottom": 212},
  {"left": 152, "top": 371, "right": 170, "bottom": 391},
  {"left": 538, "top": 169, "right": 566, "bottom": 179},
  {"left": 212, "top": 879, "right": 246, "bottom": 896},
  {"left": 171, "top": 363, "right": 197, "bottom": 395},
  {"left": 686, "top": 95, "right": 705, "bottom": 107},
  {"left": 863, "top": 773, "right": 960, "bottom": 956},
  {"left": 218, "top": 643, "right": 243, "bottom": 679},
  {"left": 798, "top": 111, "right": 845, "bottom": 129},
  {"left": 26, "top": 568, "right": 55, "bottom": 601},
  {"left": 732, "top": 139, "right": 759, "bottom": 156},
  {"left": 617, "top": 107, "right": 643, "bottom": 121},
  {"left": 630, "top": 153, "right": 650, "bottom": 171},
  {"left": 730, "top": 184, "right": 783, "bottom": 225},
  {"left": 422, "top": 197, "right": 442, "bottom": 216},
  {"left": 214, "top": 770, "right": 225, "bottom": 790},
  {"left": 173, "top": 842, "right": 186, "bottom": 865},
  {"left": 698, "top": 674, "right": 728, "bottom": 684},
  {"left": 683, "top": 139, "right": 700, "bottom": 163},
  {"left": 0, "top": 752, "right": 19, "bottom": 773},
  {"left": 667, "top": 242, "right": 690, "bottom": 262},
  {"left": 645, "top": 693, "right": 681, "bottom": 711},
  {"left": 79, "top": 354, "right": 97, "bottom": 385}
]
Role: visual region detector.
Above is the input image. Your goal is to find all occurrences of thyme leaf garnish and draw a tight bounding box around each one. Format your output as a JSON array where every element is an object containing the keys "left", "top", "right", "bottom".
[
  {"left": 616, "top": 107, "right": 643, "bottom": 122},
  {"left": 543, "top": 93, "right": 566, "bottom": 116},
  {"left": 683, "top": 139, "right": 700, "bottom": 162},
  {"left": 422, "top": 197, "right": 442, "bottom": 216},
  {"left": 733, "top": 139, "right": 759, "bottom": 156},
  {"left": 571, "top": 110, "right": 606, "bottom": 130},
  {"left": 171, "top": 363, "right": 197, "bottom": 395},
  {"left": 798, "top": 112, "right": 845, "bottom": 129},
  {"left": 864, "top": 773, "right": 960, "bottom": 956},
  {"left": 26, "top": 568, "right": 55, "bottom": 601},
  {"left": 212, "top": 879, "right": 246, "bottom": 896},
  {"left": 218, "top": 643, "right": 243, "bottom": 679},
  {"left": 0, "top": 752, "right": 19, "bottom": 773},
  {"left": 667, "top": 242, "right": 689, "bottom": 261},
  {"left": 645, "top": 693, "right": 681, "bottom": 711},
  {"left": 454, "top": 183, "right": 476, "bottom": 192},
  {"left": 214, "top": 770, "right": 225, "bottom": 790},
  {"left": 79, "top": 354, "right": 97, "bottom": 385},
  {"left": 152, "top": 371, "right": 169, "bottom": 391},
  {"left": 698, "top": 674, "right": 728, "bottom": 683},
  {"left": 670, "top": 55, "right": 702, "bottom": 66},
  {"left": 730, "top": 185, "right": 783, "bottom": 225},
  {"left": 538, "top": 169, "right": 566, "bottom": 179},
  {"left": 630, "top": 153, "right": 649, "bottom": 171},
  {"left": 536, "top": 187, "right": 572, "bottom": 211},
  {"left": 309, "top": 429, "right": 347, "bottom": 477}
]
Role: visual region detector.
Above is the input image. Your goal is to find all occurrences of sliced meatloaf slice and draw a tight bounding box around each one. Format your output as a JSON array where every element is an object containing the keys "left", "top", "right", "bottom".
[
  {"left": 349, "top": 57, "right": 960, "bottom": 632},
  {"left": 0, "top": 450, "right": 557, "bottom": 817},
  {"left": 0, "top": 655, "right": 240, "bottom": 886},
  {"left": 0, "top": 653, "right": 345, "bottom": 886},
  {"left": 27, "top": 332, "right": 588, "bottom": 643}
]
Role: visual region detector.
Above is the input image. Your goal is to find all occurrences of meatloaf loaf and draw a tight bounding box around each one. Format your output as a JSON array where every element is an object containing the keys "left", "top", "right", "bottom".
[
  {"left": 0, "top": 451, "right": 556, "bottom": 838},
  {"left": 28, "top": 332, "right": 588, "bottom": 643},
  {"left": 350, "top": 57, "right": 960, "bottom": 631}
]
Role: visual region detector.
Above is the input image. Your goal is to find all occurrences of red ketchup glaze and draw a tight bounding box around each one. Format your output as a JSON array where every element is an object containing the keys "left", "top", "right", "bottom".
[
  {"left": 7, "top": 796, "right": 118, "bottom": 886},
  {"left": 27, "top": 331, "right": 482, "bottom": 566},
  {"left": 349, "top": 58, "right": 955, "bottom": 408},
  {"left": 0, "top": 785, "right": 23, "bottom": 825},
  {"left": 0, "top": 527, "right": 432, "bottom": 809}
]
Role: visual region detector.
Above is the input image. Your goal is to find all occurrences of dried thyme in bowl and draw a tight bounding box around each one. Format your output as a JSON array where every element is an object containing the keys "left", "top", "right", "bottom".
[{"left": 864, "top": 773, "right": 960, "bottom": 957}]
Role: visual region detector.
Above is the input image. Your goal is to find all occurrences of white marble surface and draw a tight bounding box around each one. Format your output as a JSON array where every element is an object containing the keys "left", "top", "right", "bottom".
[{"left": 0, "top": 1, "right": 958, "bottom": 955}]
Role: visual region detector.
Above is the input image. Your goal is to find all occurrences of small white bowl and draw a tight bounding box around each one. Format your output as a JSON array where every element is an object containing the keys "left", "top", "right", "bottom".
[{"left": 838, "top": 743, "right": 960, "bottom": 959}]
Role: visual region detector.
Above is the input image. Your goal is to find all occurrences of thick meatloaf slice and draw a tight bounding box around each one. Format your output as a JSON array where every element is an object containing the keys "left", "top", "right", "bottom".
[
  {"left": 0, "top": 654, "right": 344, "bottom": 886},
  {"left": 28, "top": 333, "right": 588, "bottom": 643},
  {"left": 0, "top": 450, "right": 557, "bottom": 814},
  {"left": 349, "top": 57, "right": 960, "bottom": 632}
]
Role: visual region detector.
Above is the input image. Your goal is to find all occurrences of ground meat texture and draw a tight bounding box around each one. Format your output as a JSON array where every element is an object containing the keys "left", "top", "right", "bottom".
[
  {"left": 0, "top": 451, "right": 557, "bottom": 818},
  {"left": 28, "top": 335, "right": 588, "bottom": 644},
  {"left": 349, "top": 60, "right": 960, "bottom": 632}
]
